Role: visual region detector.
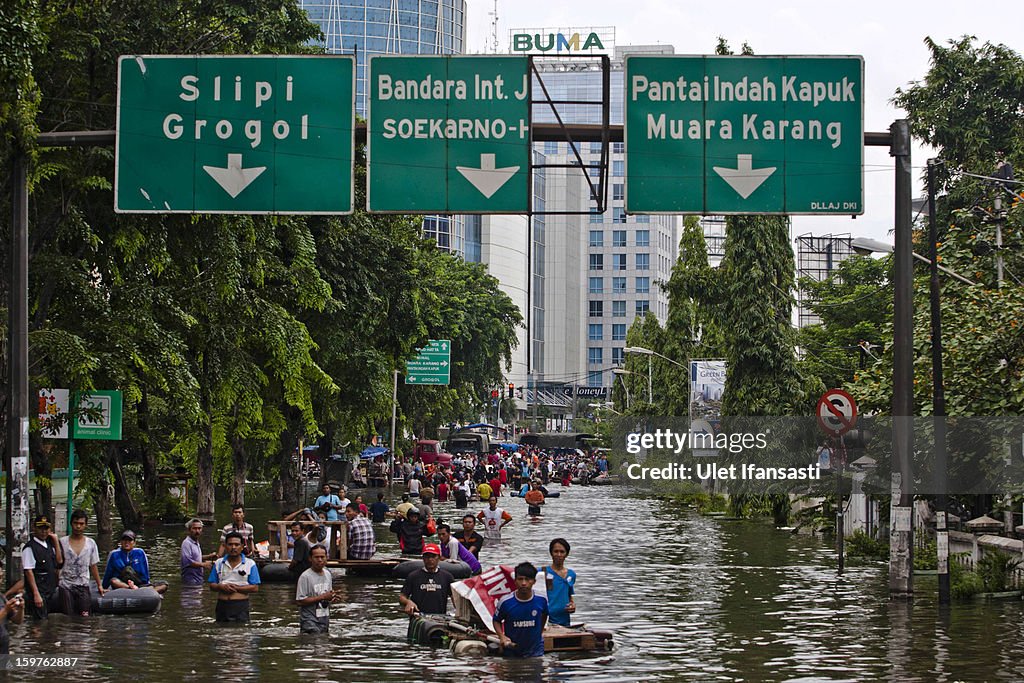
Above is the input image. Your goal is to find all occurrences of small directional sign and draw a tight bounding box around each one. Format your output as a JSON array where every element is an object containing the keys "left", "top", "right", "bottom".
[
  {"left": 405, "top": 339, "right": 451, "bottom": 385},
  {"left": 368, "top": 55, "right": 530, "bottom": 213},
  {"left": 625, "top": 55, "right": 863, "bottom": 215},
  {"left": 115, "top": 55, "right": 354, "bottom": 214},
  {"left": 816, "top": 388, "right": 858, "bottom": 436}
]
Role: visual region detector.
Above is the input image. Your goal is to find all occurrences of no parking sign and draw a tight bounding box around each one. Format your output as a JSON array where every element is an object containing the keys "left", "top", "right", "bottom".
[{"left": 816, "top": 389, "right": 858, "bottom": 436}]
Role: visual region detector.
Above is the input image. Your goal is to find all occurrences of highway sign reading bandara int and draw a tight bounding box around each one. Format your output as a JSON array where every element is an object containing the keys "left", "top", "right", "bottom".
[
  {"left": 368, "top": 56, "right": 530, "bottom": 213},
  {"left": 405, "top": 339, "right": 452, "bottom": 385},
  {"left": 625, "top": 55, "right": 863, "bottom": 215},
  {"left": 116, "top": 55, "right": 354, "bottom": 214}
]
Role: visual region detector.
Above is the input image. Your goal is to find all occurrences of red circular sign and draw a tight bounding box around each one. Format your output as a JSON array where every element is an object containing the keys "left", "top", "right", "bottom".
[{"left": 816, "top": 389, "right": 859, "bottom": 436}]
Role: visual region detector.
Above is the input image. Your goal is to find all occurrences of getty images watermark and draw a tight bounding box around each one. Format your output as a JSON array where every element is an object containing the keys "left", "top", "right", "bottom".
[{"left": 623, "top": 427, "right": 823, "bottom": 483}]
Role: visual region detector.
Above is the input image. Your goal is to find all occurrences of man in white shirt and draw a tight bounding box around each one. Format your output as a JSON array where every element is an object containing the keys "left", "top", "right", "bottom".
[{"left": 59, "top": 510, "right": 104, "bottom": 615}]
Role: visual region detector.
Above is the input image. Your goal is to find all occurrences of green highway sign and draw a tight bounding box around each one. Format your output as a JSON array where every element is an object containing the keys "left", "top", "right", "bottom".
[
  {"left": 405, "top": 339, "right": 451, "bottom": 385},
  {"left": 625, "top": 55, "right": 863, "bottom": 215},
  {"left": 73, "top": 390, "right": 123, "bottom": 441},
  {"left": 368, "top": 56, "right": 531, "bottom": 213},
  {"left": 116, "top": 55, "right": 354, "bottom": 214}
]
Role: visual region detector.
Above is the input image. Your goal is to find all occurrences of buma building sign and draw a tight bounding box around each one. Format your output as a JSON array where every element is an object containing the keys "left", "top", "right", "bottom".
[{"left": 625, "top": 55, "right": 863, "bottom": 215}]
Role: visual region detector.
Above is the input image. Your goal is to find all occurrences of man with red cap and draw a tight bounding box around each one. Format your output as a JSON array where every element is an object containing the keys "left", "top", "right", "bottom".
[{"left": 398, "top": 543, "right": 454, "bottom": 618}]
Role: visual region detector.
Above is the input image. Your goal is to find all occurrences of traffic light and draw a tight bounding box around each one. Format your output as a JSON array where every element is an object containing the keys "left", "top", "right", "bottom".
[
  {"left": 490, "top": 389, "right": 499, "bottom": 399},
  {"left": 507, "top": 383, "right": 515, "bottom": 398}
]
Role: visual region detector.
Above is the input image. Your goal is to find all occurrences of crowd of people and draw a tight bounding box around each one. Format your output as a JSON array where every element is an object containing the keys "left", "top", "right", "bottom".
[{"left": 1, "top": 444, "right": 607, "bottom": 659}]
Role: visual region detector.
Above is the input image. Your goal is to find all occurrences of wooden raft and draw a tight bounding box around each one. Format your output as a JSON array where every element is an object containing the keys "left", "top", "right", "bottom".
[{"left": 265, "top": 520, "right": 400, "bottom": 574}]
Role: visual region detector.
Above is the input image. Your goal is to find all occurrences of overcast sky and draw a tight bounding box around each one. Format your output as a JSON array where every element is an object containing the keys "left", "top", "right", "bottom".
[{"left": 464, "top": 0, "right": 1022, "bottom": 243}]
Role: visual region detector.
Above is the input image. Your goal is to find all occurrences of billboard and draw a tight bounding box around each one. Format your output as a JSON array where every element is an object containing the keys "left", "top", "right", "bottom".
[{"left": 690, "top": 360, "right": 726, "bottom": 456}]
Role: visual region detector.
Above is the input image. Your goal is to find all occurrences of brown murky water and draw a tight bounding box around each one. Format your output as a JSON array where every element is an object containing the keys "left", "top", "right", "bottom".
[{"left": 8, "top": 484, "right": 1023, "bottom": 681}]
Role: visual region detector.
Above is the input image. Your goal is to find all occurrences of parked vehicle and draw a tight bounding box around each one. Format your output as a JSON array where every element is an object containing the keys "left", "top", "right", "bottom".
[
  {"left": 413, "top": 439, "right": 453, "bottom": 466},
  {"left": 445, "top": 432, "right": 490, "bottom": 457}
]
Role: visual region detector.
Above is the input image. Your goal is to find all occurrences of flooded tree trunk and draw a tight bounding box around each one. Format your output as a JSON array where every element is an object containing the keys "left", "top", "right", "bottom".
[
  {"left": 278, "top": 427, "right": 298, "bottom": 508},
  {"left": 231, "top": 436, "right": 247, "bottom": 506},
  {"left": 107, "top": 444, "right": 143, "bottom": 530},
  {"left": 196, "top": 420, "right": 215, "bottom": 517},
  {"left": 139, "top": 391, "right": 157, "bottom": 499},
  {"left": 30, "top": 432, "right": 52, "bottom": 518},
  {"left": 196, "top": 367, "right": 214, "bottom": 517},
  {"left": 93, "top": 475, "right": 112, "bottom": 536}
]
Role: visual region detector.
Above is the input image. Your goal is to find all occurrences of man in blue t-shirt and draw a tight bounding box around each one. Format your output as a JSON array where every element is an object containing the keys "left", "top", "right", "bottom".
[
  {"left": 314, "top": 484, "right": 344, "bottom": 522},
  {"left": 493, "top": 562, "right": 548, "bottom": 658}
]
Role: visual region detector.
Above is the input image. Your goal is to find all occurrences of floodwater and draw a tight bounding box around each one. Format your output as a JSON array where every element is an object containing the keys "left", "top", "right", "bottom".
[{"left": 8, "top": 484, "right": 1024, "bottom": 681}]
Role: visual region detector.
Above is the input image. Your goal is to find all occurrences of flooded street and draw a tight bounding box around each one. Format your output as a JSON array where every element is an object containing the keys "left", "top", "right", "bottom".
[{"left": 11, "top": 484, "right": 1024, "bottom": 681}]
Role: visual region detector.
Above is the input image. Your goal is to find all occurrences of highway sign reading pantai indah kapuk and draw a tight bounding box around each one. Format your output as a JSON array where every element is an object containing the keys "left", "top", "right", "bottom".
[
  {"left": 625, "top": 55, "right": 863, "bottom": 215},
  {"left": 115, "top": 55, "right": 354, "bottom": 214}
]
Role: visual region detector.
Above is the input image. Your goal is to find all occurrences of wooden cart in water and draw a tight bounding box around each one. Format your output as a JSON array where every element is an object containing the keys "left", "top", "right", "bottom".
[
  {"left": 260, "top": 519, "right": 401, "bottom": 579},
  {"left": 405, "top": 565, "right": 614, "bottom": 655}
]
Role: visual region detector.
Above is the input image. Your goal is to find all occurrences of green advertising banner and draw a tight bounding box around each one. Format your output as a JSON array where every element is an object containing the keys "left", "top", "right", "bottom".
[{"left": 73, "top": 391, "right": 123, "bottom": 441}]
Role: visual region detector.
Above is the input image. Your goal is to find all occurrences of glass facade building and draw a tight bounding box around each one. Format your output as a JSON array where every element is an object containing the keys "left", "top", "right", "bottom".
[
  {"left": 298, "top": 0, "right": 467, "bottom": 256},
  {"left": 298, "top": 0, "right": 466, "bottom": 115},
  {"left": 531, "top": 45, "right": 678, "bottom": 389}
]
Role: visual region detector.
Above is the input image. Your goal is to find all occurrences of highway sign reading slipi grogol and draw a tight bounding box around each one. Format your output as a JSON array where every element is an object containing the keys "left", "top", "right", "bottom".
[
  {"left": 368, "top": 56, "right": 531, "bottom": 213},
  {"left": 625, "top": 55, "right": 863, "bottom": 215},
  {"left": 116, "top": 55, "right": 354, "bottom": 214},
  {"left": 405, "top": 339, "right": 452, "bottom": 386}
]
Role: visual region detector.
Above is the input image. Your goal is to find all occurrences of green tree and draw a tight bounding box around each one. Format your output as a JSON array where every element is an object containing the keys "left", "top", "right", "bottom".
[
  {"left": 850, "top": 36, "right": 1024, "bottom": 418},
  {"left": 797, "top": 255, "right": 891, "bottom": 392},
  {"left": 660, "top": 216, "right": 725, "bottom": 416}
]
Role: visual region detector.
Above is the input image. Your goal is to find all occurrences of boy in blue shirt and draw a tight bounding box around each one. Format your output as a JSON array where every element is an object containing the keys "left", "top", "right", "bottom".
[{"left": 493, "top": 562, "right": 548, "bottom": 658}]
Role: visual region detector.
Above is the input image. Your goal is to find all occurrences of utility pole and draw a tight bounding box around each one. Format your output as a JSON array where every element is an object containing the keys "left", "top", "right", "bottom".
[
  {"left": 928, "top": 158, "right": 950, "bottom": 605},
  {"left": 890, "top": 119, "right": 914, "bottom": 599}
]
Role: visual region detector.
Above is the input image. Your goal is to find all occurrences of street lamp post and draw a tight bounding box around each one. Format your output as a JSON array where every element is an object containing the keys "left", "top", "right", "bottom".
[
  {"left": 623, "top": 346, "right": 653, "bottom": 404},
  {"left": 624, "top": 346, "right": 689, "bottom": 407}
]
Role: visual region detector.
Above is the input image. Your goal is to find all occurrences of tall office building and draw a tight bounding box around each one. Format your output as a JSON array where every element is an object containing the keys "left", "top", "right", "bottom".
[
  {"left": 298, "top": 0, "right": 468, "bottom": 256},
  {"left": 529, "top": 43, "right": 679, "bottom": 395}
]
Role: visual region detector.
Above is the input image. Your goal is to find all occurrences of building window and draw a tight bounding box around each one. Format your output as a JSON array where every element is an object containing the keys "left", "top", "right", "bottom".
[
  {"left": 589, "top": 141, "right": 603, "bottom": 154},
  {"left": 636, "top": 230, "right": 650, "bottom": 247},
  {"left": 589, "top": 277, "right": 604, "bottom": 294},
  {"left": 636, "top": 300, "right": 650, "bottom": 315},
  {"left": 612, "top": 324, "right": 627, "bottom": 341},
  {"left": 612, "top": 160, "right": 624, "bottom": 176},
  {"left": 589, "top": 208, "right": 603, "bottom": 224},
  {"left": 588, "top": 347, "right": 603, "bottom": 365},
  {"left": 544, "top": 141, "right": 559, "bottom": 155},
  {"left": 613, "top": 183, "right": 624, "bottom": 201},
  {"left": 589, "top": 254, "right": 603, "bottom": 271},
  {"left": 589, "top": 300, "right": 603, "bottom": 317},
  {"left": 589, "top": 230, "right": 604, "bottom": 247},
  {"left": 612, "top": 207, "right": 626, "bottom": 224},
  {"left": 612, "top": 300, "right": 626, "bottom": 317},
  {"left": 636, "top": 276, "right": 650, "bottom": 294},
  {"left": 612, "top": 276, "right": 626, "bottom": 294},
  {"left": 612, "top": 347, "right": 625, "bottom": 365},
  {"left": 636, "top": 253, "right": 650, "bottom": 270},
  {"left": 588, "top": 371, "right": 603, "bottom": 387},
  {"left": 613, "top": 254, "right": 627, "bottom": 271},
  {"left": 612, "top": 230, "right": 627, "bottom": 247},
  {"left": 588, "top": 324, "right": 603, "bottom": 341},
  {"left": 612, "top": 142, "right": 624, "bottom": 154},
  {"left": 636, "top": 214, "right": 650, "bottom": 224}
]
